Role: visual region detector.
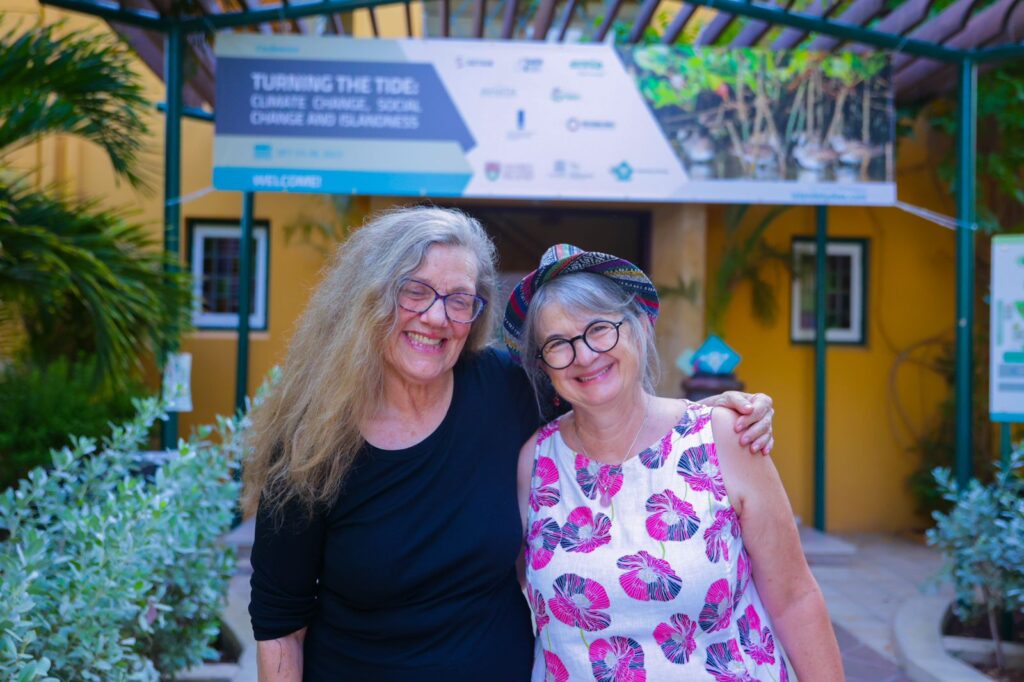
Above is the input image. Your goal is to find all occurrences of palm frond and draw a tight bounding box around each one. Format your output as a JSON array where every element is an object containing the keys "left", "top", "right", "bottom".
[
  {"left": 0, "top": 21, "right": 151, "bottom": 188},
  {"left": 707, "top": 205, "right": 792, "bottom": 335},
  {"left": 0, "top": 179, "right": 192, "bottom": 387}
]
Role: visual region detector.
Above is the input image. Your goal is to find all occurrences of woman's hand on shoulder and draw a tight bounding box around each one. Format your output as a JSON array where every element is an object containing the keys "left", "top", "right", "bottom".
[{"left": 699, "top": 390, "right": 774, "bottom": 455}]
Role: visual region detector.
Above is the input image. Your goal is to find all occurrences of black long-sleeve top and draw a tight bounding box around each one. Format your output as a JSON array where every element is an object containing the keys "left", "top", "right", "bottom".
[{"left": 249, "top": 348, "right": 541, "bottom": 680}]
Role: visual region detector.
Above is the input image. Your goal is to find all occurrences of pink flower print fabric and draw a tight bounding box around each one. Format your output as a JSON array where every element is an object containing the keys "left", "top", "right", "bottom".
[
  {"left": 560, "top": 506, "right": 611, "bottom": 553},
  {"left": 542, "top": 651, "right": 569, "bottom": 682},
  {"left": 617, "top": 551, "right": 682, "bottom": 602},
  {"left": 677, "top": 443, "right": 727, "bottom": 500},
  {"left": 529, "top": 586, "right": 550, "bottom": 634},
  {"left": 526, "top": 406, "right": 791, "bottom": 681},
  {"left": 705, "top": 640, "right": 756, "bottom": 682},
  {"left": 737, "top": 605, "right": 776, "bottom": 665},
  {"left": 675, "top": 404, "right": 712, "bottom": 438},
  {"left": 645, "top": 489, "right": 699, "bottom": 541},
  {"left": 638, "top": 433, "right": 673, "bottom": 469},
  {"left": 653, "top": 613, "right": 697, "bottom": 664},
  {"left": 530, "top": 456, "right": 561, "bottom": 512},
  {"left": 589, "top": 636, "right": 647, "bottom": 682},
  {"left": 704, "top": 507, "right": 740, "bottom": 562},
  {"left": 699, "top": 579, "right": 733, "bottom": 634},
  {"left": 575, "top": 455, "right": 624, "bottom": 507},
  {"left": 527, "top": 518, "right": 561, "bottom": 570},
  {"left": 549, "top": 573, "right": 612, "bottom": 632}
]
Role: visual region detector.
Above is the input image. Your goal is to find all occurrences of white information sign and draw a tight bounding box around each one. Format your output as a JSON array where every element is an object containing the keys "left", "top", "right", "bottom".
[
  {"left": 162, "top": 352, "right": 193, "bottom": 413},
  {"left": 990, "top": 236, "right": 1024, "bottom": 421},
  {"left": 213, "top": 36, "right": 897, "bottom": 206}
]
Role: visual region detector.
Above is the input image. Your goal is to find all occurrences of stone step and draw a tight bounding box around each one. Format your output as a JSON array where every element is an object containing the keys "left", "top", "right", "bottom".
[
  {"left": 223, "top": 517, "right": 255, "bottom": 574},
  {"left": 799, "top": 522, "right": 857, "bottom": 565}
]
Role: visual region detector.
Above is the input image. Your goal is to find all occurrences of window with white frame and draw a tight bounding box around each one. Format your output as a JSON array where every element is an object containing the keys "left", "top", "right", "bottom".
[
  {"left": 189, "top": 221, "right": 269, "bottom": 330},
  {"left": 791, "top": 238, "right": 867, "bottom": 345}
]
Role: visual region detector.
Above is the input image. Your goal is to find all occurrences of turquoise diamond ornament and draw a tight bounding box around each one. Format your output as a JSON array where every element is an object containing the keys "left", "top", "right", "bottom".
[{"left": 693, "top": 335, "right": 741, "bottom": 375}]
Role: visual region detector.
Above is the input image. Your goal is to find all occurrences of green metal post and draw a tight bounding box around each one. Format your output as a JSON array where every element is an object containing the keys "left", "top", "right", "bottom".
[
  {"left": 1000, "top": 423, "right": 1012, "bottom": 470},
  {"left": 955, "top": 57, "right": 977, "bottom": 489},
  {"left": 235, "top": 193, "right": 254, "bottom": 413},
  {"left": 161, "top": 21, "right": 183, "bottom": 450},
  {"left": 814, "top": 206, "right": 828, "bottom": 531}
]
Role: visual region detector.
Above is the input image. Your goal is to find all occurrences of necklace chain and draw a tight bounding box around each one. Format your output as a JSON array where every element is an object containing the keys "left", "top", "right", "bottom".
[{"left": 573, "top": 397, "right": 650, "bottom": 466}]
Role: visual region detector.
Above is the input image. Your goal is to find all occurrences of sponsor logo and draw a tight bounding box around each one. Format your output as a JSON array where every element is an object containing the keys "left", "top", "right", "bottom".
[
  {"left": 550, "top": 159, "right": 594, "bottom": 181},
  {"left": 502, "top": 163, "right": 534, "bottom": 181},
  {"left": 566, "top": 118, "right": 615, "bottom": 132},
  {"left": 253, "top": 144, "right": 273, "bottom": 160},
  {"left": 517, "top": 57, "right": 543, "bottom": 73},
  {"left": 456, "top": 56, "right": 495, "bottom": 68},
  {"left": 506, "top": 109, "right": 533, "bottom": 141},
  {"left": 551, "top": 87, "right": 581, "bottom": 103},
  {"left": 482, "top": 162, "right": 534, "bottom": 181},
  {"left": 611, "top": 161, "right": 633, "bottom": 182},
  {"left": 480, "top": 85, "right": 516, "bottom": 98},
  {"left": 569, "top": 59, "right": 604, "bottom": 73},
  {"left": 608, "top": 161, "right": 669, "bottom": 181}
]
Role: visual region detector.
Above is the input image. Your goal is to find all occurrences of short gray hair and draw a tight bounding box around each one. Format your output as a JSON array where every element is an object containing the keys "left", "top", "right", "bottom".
[{"left": 521, "top": 272, "right": 660, "bottom": 408}]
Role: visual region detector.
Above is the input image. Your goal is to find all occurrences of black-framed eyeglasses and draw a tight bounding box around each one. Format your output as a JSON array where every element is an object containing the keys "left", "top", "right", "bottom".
[
  {"left": 536, "top": 319, "right": 625, "bottom": 370},
  {"left": 397, "top": 278, "right": 487, "bottom": 324}
]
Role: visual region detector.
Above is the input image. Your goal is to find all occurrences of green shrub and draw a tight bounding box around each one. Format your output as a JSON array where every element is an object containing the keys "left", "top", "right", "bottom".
[
  {"left": 0, "top": 355, "right": 149, "bottom": 491},
  {"left": 927, "top": 449, "right": 1024, "bottom": 670},
  {"left": 0, "top": 378, "right": 263, "bottom": 681}
]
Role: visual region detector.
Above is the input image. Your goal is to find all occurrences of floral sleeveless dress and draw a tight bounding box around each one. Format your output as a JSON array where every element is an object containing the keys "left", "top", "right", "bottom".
[{"left": 525, "top": 402, "right": 791, "bottom": 682}]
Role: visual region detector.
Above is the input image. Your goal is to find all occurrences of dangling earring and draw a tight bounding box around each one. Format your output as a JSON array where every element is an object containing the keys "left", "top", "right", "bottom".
[{"left": 552, "top": 394, "right": 561, "bottom": 408}]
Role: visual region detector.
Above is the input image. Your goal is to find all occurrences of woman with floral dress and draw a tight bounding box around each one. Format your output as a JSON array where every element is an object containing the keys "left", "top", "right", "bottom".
[{"left": 505, "top": 244, "right": 843, "bottom": 681}]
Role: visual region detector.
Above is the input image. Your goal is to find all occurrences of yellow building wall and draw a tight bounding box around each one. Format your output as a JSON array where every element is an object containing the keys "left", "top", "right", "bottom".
[{"left": 706, "top": 122, "right": 957, "bottom": 532}]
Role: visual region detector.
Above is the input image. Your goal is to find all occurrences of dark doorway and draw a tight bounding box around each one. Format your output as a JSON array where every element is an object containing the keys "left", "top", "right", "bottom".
[{"left": 457, "top": 205, "right": 651, "bottom": 306}]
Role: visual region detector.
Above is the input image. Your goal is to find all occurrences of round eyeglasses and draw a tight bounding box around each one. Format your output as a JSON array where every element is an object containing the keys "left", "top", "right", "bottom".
[
  {"left": 397, "top": 278, "right": 487, "bottom": 324},
  {"left": 536, "top": 319, "right": 625, "bottom": 370}
]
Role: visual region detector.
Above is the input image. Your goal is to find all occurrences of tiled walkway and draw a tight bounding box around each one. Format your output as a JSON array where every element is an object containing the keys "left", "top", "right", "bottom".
[
  {"left": 836, "top": 622, "right": 911, "bottom": 681},
  {"left": 805, "top": 531, "right": 952, "bottom": 681}
]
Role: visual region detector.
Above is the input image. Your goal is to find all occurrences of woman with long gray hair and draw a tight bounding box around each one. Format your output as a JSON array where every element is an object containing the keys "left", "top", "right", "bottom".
[{"left": 243, "top": 207, "right": 776, "bottom": 680}]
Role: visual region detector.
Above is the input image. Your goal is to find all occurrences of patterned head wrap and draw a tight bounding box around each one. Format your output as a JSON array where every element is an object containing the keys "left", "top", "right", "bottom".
[{"left": 502, "top": 244, "right": 659, "bottom": 365}]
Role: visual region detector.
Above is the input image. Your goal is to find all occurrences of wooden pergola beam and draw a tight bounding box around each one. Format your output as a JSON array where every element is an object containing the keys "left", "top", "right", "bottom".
[
  {"left": 627, "top": 0, "right": 661, "bottom": 43},
  {"left": 593, "top": 0, "right": 624, "bottom": 42},
  {"left": 805, "top": 0, "right": 884, "bottom": 51},
  {"left": 662, "top": 3, "right": 698, "bottom": 44},
  {"left": 531, "top": 0, "right": 557, "bottom": 40}
]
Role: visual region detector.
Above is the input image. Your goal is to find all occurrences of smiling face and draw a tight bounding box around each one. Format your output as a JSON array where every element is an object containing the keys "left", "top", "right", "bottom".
[
  {"left": 383, "top": 244, "right": 479, "bottom": 388},
  {"left": 535, "top": 301, "right": 643, "bottom": 410}
]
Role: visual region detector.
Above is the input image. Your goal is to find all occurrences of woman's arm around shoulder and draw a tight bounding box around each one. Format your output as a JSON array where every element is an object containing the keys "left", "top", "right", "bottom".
[
  {"left": 516, "top": 428, "right": 542, "bottom": 590},
  {"left": 517, "top": 430, "right": 541, "bottom": 535},
  {"left": 710, "top": 408, "right": 844, "bottom": 681}
]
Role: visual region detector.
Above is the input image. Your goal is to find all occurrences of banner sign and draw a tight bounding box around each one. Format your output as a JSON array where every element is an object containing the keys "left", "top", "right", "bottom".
[
  {"left": 213, "top": 36, "right": 896, "bottom": 205},
  {"left": 991, "top": 236, "right": 1024, "bottom": 422}
]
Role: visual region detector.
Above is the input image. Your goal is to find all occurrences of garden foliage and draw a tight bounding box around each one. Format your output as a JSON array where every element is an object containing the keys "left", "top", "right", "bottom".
[
  {"left": 0, "top": 355, "right": 148, "bottom": 491},
  {"left": 927, "top": 449, "right": 1024, "bottom": 668},
  {"left": 0, "top": 383, "right": 261, "bottom": 680}
]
